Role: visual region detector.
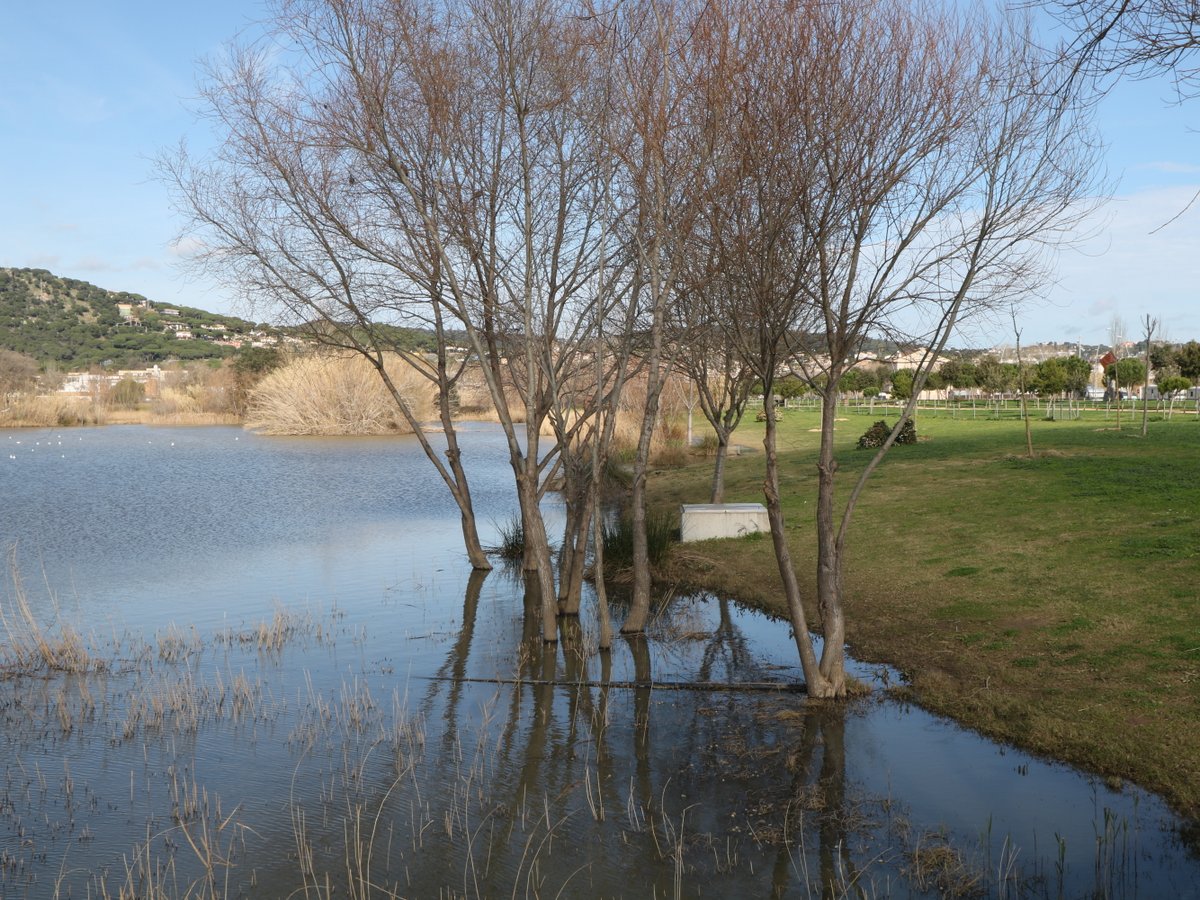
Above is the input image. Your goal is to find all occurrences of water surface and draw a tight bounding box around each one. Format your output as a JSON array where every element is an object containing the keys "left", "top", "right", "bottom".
[{"left": 1, "top": 425, "right": 1196, "bottom": 898}]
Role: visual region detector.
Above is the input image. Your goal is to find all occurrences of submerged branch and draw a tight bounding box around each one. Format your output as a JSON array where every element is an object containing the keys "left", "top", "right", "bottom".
[{"left": 419, "top": 675, "right": 806, "bottom": 693}]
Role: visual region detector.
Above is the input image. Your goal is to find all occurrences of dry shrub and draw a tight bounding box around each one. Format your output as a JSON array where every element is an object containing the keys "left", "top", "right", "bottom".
[
  {"left": 246, "top": 353, "right": 435, "bottom": 435},
  {"left": 0, "top": 394, "right": 106, "bottom": 427}
]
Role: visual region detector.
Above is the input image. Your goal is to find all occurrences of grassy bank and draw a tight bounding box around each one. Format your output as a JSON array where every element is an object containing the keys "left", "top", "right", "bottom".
[{"left": 648, "top": 407, "right": 1200, "bottom": 818}]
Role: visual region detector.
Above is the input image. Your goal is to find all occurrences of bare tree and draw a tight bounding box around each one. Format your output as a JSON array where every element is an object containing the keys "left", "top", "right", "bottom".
[
  {"left": 720, "top": 0, "right": 1100, "bottom": 697},
  {"left": 163, "top": 6, "right": 497, "bottom": 570},
  {"left": 1013, "top": 312, "right": 1036, "bottom": 459},
  {"left": 670, "top": 255, "right": 758, "bottom": 503},
  {"left": 168, "top": 0, "right": 641, "bottom": 639},
  {"left": 1141, "top": 313, "right": 1158, "bottom": 435},
  {"left": 1052, "top": 0, "right": 1200, "bottom": 89},
  {"left": 600, "top": 0, "right": 732, "bottom": 633},
  {"left": 1109, "top": 315, "right": 1127, "bottom": 428}
]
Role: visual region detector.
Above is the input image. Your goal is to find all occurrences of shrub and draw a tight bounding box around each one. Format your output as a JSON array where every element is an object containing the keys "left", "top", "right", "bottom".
[{"left": 856, "top": 418, "right": 916, "bottom": 450}]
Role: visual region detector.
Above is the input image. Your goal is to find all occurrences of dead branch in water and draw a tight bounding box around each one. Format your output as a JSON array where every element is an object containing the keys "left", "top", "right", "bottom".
[{"left": 419, "top": 675, "right": 806, "bottom": 693}]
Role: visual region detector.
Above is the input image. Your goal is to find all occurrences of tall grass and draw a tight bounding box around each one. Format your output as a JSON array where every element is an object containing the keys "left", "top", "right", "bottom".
[
  {"left": 246, "top": 354, "right": 435, "bottom": 435},
  {"left": 602, "top": 510, "right": 675, "bottom": 571},
  {"left": 0, "top": 394, "right": 107, "bottom": 427}
]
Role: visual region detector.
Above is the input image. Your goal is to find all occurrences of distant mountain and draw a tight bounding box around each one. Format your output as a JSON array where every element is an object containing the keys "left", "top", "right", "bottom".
[{"left": 0, "top": 267, "right": 259, "bottom": 370}]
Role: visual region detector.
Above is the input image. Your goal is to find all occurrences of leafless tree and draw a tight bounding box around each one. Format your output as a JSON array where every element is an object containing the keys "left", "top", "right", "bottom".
[
  {"left": 719, "top": 0, "right": 1101, "bottom": 697},
  {"left": 1141, "top": 313, "right": 1158, "bottom": 435},
  {"left": 1013, "top": 311, "right": 1036, "bottom": 458},
  {"left": 1051, "top": 0, "right": 1200, "bottom": 90},
  {"left": 669, "top": 250, "right": 758, "bottom": 503},
  {"left": 162, "top": 6, "right": 498, "bottom": 570},
  {"left": 167, "top": 0, "right": 634, "bottom": 637},
  {"left": 600, "top": 0, "right": 732, "bottom": 633}
]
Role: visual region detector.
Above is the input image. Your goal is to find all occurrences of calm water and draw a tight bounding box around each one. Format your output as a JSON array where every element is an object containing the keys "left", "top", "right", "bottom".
[{"left": 0, "top": 425, "right": 1197, "bottom": 898}]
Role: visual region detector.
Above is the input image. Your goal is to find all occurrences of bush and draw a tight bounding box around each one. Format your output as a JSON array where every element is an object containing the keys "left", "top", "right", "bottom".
[{"left": 856, "top": 418, "right": 916, "bottom": 450}]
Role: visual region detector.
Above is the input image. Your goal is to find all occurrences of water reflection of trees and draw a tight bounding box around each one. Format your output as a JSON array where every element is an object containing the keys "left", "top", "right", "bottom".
[{"left": 390, "top": 581, "right": 870, "bottom": 897}]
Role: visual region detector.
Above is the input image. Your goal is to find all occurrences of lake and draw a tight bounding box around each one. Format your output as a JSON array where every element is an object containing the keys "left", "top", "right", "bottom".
[{"left": 1, "top": 424, "right": 1197, "bottom": 898}]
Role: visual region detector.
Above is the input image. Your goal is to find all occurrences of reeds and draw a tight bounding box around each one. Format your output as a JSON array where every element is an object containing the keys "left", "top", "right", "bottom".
[
  {"left": 0, "top": 549, "right": 98, "bottom": 675},
  {"left": 487, "top": 515, "right": 526, "bottom": 560},
  {"left": 0, "top": 394, "right": 106, "bottom": 427},
  {"left": 245, "top": 353, "right": 434, "bottom": 435}
]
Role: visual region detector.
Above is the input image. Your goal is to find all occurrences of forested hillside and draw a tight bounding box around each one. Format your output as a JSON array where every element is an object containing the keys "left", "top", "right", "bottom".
[{"left": 0, "top": 267, "right": 257, "bottom": 370}]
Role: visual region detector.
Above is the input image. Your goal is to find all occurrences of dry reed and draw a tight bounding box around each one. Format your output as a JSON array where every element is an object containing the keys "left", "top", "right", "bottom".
[
  {"left": 0, "top": 394, "right": 107, "bottom": 428},
  {"left": 0, "top": 549, "right": 98, "bottom": 675},
  {"left": 246, "top": 354, "right": 435, "bottom": 435}
]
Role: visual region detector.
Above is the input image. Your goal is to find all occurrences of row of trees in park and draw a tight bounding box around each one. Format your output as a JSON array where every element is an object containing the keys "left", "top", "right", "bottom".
[
  {"left": 771, "top": 348, "right": 1190, "bottom": 405},
  {"left": 167, "top": 0, "right": 1099, "bottom": 697}
]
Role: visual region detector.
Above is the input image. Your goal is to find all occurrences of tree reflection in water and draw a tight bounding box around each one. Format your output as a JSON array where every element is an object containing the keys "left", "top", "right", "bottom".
[{"left": 389, "top": 576, "right": 880, "bottom": 898}]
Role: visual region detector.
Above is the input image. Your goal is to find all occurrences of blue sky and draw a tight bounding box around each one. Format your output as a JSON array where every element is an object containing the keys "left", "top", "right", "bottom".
[{"left": 2, "top": 2, "right": 1198, "bottom": 347}]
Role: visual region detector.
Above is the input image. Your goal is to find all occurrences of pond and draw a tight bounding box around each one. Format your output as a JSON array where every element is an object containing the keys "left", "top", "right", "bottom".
[{"left": 1, "top": 424, "right": 1197, "bottom": 898}]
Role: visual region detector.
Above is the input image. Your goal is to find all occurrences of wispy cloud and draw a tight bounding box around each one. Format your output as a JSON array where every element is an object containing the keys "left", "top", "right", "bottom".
[
  {"left": 168, "top": 236, "right": 206, "bottom": 259},
  {"left": 1047, "top": 184, "right": 1200, "bottom": 341},
  {"left": 73, "top": 256, "right": 118, "bottom": 273},
  {"left": 1134, "top": 161, "right": 1200, "bottom": 175}
]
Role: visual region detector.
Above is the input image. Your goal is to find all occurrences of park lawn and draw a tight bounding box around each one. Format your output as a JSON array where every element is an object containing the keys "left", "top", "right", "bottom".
[{"left": 647, "top": 406, "right": 1200, "bottom": 818}]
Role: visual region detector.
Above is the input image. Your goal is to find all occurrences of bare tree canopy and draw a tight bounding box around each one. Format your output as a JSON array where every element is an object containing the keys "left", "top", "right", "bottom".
[
  {"left": 704, "top": 0, "right": 1101, "bottom": 697},
  {"left": 166, "top": 0, "right": 1100, "bottom": 670},
  {"left": 1051, "top": 0, "right": 1200, "bottom": 90}
]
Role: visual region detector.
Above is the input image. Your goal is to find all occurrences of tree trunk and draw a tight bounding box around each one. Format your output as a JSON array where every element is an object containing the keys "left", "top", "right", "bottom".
[
  {"left": 515, "top": 467, "right": 558, "bottom": 643},
  {"left": 559, "top": 493, "right": 591, "bottom": 616},
  {"left": 623, "top": 462, "right": 652, "bottom": 633},
  {"left": 443, "top": 437, "right": 492, "bottom": 571},
  {"left": 709, "top": 432, "right": 730, "bottom": 504},
  {"left": 590, "top": 490, "right": 614, "bottom": 651},
  {"left": 761, "top": 392, "right": 834, "bottom": 697},
  {"left": 623, "top": 356, "right": 666, "bottom": 634},
  {"left": 813, "top": 390, "right": 846, "bottom": 693}
]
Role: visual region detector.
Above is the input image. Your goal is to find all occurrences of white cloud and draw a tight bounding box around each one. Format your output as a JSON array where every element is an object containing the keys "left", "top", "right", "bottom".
[
  {"left": 168, "top": 236, "right": 207, "bottom": 259},
  {"left": 1037, "top": 184, "right": 1200, "bottom": 343}
]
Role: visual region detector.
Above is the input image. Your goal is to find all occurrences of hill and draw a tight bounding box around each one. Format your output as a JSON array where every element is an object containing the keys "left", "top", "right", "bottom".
[{"left": 0, "top": 267, "right": 260, "bottom": 370}]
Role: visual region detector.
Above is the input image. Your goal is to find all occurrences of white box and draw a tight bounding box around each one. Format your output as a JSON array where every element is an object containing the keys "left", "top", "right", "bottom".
[{"left": 679, "top": 503, "right": 769, "bottom": 542}]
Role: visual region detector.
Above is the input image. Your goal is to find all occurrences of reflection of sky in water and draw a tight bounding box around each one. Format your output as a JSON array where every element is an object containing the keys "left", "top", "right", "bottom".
[{"left": 1, "top": 425, "right": 1197, "bottom": 898}]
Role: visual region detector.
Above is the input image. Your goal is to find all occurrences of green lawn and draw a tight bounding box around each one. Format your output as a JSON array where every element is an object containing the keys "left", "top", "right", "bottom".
[{"left": 648, "top": 405, "right": 1200, "bottom": 817}]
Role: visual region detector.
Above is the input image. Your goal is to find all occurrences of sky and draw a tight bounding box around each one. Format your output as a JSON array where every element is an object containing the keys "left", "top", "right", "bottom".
[{"left": 2, "top": 2, "right": 1199, "bottom": 348}]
